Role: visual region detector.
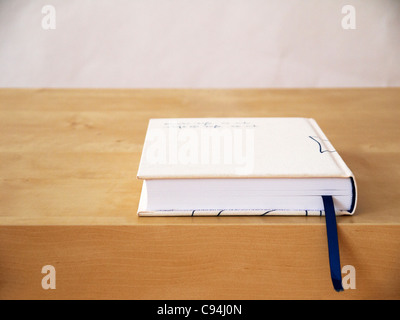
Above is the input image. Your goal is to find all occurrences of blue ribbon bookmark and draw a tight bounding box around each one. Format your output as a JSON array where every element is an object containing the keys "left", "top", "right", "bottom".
[{"left": 322, "top": 195, "right": 344, "bottom": 292}]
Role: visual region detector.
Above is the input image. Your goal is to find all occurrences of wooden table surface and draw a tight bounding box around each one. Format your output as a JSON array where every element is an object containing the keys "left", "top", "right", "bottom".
[{"left": 0, "top": 88, "right": 399, "bottom": 299}]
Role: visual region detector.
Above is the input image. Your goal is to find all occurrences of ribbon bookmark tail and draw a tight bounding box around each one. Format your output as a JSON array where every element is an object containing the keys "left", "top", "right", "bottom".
[{"left": 322, "top": 195, "right": 344, "bottom": 292}]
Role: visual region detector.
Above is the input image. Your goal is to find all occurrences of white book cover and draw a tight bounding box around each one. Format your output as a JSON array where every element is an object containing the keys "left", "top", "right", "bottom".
[{"left": 137, "top": 118, "right": 357, "bottom": 216}]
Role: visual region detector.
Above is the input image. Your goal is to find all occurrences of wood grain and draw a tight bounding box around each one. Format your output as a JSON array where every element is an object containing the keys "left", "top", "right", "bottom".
[{"left": 0, "top": 88, "right": 399, "bottom": 299}]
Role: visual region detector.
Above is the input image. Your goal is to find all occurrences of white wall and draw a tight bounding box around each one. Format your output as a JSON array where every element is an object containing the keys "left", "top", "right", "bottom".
[{"left": 0, "top": 0, "right": 399, "bottom": 88}]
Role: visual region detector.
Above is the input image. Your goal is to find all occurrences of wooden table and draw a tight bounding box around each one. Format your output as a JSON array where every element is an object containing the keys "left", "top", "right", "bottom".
[{"left": 0, "top": 88, "right": 399, "bottom": 299}]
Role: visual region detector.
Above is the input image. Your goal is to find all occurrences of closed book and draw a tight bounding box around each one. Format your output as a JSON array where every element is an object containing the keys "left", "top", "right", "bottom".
[{"left": 137, "top": 118, "right": 357, "bottom": 217}]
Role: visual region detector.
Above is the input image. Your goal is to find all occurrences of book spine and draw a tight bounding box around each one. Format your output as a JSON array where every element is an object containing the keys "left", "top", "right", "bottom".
[{"left": 308, "top": 118, "right": 357, "bottom": 214}]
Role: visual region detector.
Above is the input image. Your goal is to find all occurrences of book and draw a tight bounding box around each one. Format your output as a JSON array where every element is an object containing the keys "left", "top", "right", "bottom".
[{"left": 137, "top": 118, "right": 357, "bottom": 217}]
